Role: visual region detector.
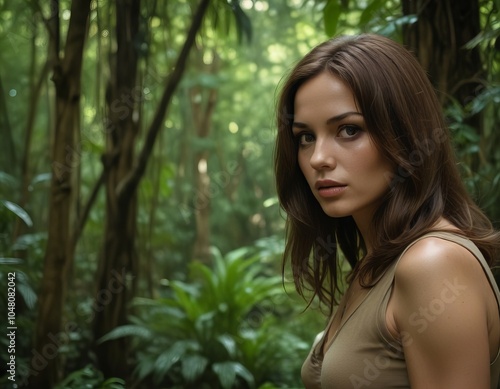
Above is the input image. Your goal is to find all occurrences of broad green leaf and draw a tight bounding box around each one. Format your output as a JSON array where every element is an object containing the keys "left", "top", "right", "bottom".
[
  {"left": 181, "top": 354, "right": 209, "bottom": 382},
  {"left": 97, "top": 324, "right": 153, "bottom": 344},
  {"left": 225, "top": 246, "right": 252, "bottom": 262},
  {"left": 213, "top": 361, "right": 255, "bottom": 389},
  {"left": 194, "top": 310, "right": 217, "bottom": 334},
  {"left": 99, "top": 377, "right": 125, "bottom": 389},
  {"left": 323, "top": 0, "right": 342, "bottom": 37},
  {"left": 359, "top": 0, "right": 384, "bottom": 26},
  {"left": 153, "top": 340, "right": 199, "bottom": 382},
  {"left": 0, "top": 257, "right": 22, "bottom": 264},
  {"left": 217, "top": 334, "right": 237, "bottom": 357},
  {"left": 30, "top": 172, "right": 51, "bottom": 187},
  {"left": 1, "top": 200, "right": 33, "bottom": 227},
  {"left": 54, "top": 364, "right": 102, "bottom": 388},
  {"left": 16, "top": 281, "right": 37, "bottom": 309},
  {"left": 170, "top": 281, "right": 203, "bottom": 319},
  {"left": 464, "top": 28, "right": 500, "bottom": 50},
  {"left": 468, "top": 86, "right": 500, "bottom": 115},
  {"left": 212, "top": 361, "right": 237, "bottom": 389},
  {"left": 0, "top": 172, "right": 17, "bottom": 188},
  {"left": 233, "top": 362, "right": 255, "bottom": 386},
  {"left": 376, "top": 14, "right": 417, "bottom": 36},
  {"left": 230, "top": 0, "right": 252, "bottom": 43},
  {"left": 134, "top": 354, "right": 157, "bottom": 381},
  {"left": 191, "top": 261, "right": 218, "bottom": 295}
]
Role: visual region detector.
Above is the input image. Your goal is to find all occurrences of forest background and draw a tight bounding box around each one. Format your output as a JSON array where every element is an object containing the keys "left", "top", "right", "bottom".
[{"left": 0, "top": 0, "right": 499, "bottom": 388}]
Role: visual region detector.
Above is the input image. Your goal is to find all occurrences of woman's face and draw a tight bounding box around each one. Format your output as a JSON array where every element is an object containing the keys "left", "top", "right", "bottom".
[{"left": 293, "top": 71, "right": 393, "bottom": 226}]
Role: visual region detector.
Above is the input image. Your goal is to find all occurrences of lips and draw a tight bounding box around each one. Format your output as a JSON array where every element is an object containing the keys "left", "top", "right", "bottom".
[
  {"left": 315, "top": 179, "right": 346, "bottom": 190},
  {"left": 315, "top": 180, "right": 347, "bottom": 198}
]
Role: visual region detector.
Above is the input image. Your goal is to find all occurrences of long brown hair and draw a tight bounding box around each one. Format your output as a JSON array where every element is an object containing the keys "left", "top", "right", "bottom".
[{"left": 274, "top": 34, "right": 499, "bottom": 312}]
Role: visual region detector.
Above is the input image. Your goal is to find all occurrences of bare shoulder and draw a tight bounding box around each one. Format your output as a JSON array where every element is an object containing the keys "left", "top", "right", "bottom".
[
  {"left": 390, "top": 235, "right": 494, "bottom": 388},
  {"left": 391, "top": 235, "right": 489, "bottom": 326},
  {"left": 394, "top": 236, "right": 485, "bottom": 288}
]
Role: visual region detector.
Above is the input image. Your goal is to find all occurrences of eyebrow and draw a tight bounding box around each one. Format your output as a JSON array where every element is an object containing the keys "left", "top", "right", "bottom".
[{"left": 292, "top": 111, "right": 363, "bottom": 129}]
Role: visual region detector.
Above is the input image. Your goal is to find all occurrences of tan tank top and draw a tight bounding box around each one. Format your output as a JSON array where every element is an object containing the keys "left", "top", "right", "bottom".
[{"left": 301, "top": 231, "right": 500, "bottom": 388}]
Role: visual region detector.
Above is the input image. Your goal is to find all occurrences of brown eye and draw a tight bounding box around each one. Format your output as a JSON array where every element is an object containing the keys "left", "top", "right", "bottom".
[
  {"left": 298, "top": 133, "right": 315, "bottom": 145},
  {"left": 338, "top": 125, "right": 360, "bottom": 138}
]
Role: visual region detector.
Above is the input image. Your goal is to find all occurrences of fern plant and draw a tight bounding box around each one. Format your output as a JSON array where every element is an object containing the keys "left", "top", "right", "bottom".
[
  {"left": 0, "top": 194, "right": 40, "bottom": 389},
  {"left": 99, "top": 246, "right": 309, "bottom": 388},
  {"left": 53, "top": 365, "right": 125, "bottom": 389}
]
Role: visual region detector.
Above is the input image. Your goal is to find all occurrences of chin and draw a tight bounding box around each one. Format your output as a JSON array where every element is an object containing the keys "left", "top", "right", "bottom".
[{"left": 320, "top": 207, "right": 351, "bottom": 218}]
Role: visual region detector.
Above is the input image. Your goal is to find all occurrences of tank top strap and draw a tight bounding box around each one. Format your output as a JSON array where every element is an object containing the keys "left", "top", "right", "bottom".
[
  {"left": 374, "top": 231, "right": 452, "bottom": 291},
  {"left": 377, "top": 230, "right": 500, "bottom": 374},
  {"left": 421, "top": 231, "right": 500, "bottom": 373},
  {"left": 423, "top": 231, "right": 500, "bottom": 301},
  {"left": 378, "top": 231, "right": 498, "bottom": 296}
]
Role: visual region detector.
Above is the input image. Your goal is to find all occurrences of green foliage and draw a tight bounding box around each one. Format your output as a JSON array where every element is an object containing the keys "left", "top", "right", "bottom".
[
  {"left": 1, "top": 200, "right": 33, "bottom": 228},
  {"left": 3, "top": 0, "right": 499, "bottom": 386},
  {"left": 0, "top": 189, "right": 38, "bottom": 389},
  {"left": 322, "top": 0, "right": 344, "bottom": 36},
  {"left": 317, "top": 0, "right": 405, "bottom": 38},
  {"left": 0, "top": 184, "right": 40, "bottom": 309},
  {"left": 448, "top": 88, "right": 500, "bottom": 224},
  {"left": 206, "top": 0, "right": 252, "bottom": 44},
  {"left": 54, "top": 365, "right": 125, "bottom": 389},
  {"left": 373, "top": 14, "right": 417, "bottom": 37},
  {"left": 445, "top": 1, "right": 500, "bottom": 224},
  {"left": 98, "top": 247, "right": 312, "bottom": 388}
]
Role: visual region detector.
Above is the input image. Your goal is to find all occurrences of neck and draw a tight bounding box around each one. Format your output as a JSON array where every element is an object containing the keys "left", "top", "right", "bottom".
[{"left": 353, "top": 212, "right": 375, "bottom": 255}]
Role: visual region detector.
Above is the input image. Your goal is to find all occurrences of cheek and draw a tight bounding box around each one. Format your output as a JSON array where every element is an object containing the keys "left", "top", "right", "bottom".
[{"left": 351, "top": 144, "right": 392, "bottom": 180}]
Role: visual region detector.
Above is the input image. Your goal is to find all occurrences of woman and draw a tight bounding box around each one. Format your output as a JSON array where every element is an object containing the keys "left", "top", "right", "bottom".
[{"left": 274, "top": 34, "right": 500, "bottom": 388}]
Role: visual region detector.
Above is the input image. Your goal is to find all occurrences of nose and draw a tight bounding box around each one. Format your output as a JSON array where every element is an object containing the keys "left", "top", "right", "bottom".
[{"left": 309, "top": 138, "right": 336, "bottom": 170}]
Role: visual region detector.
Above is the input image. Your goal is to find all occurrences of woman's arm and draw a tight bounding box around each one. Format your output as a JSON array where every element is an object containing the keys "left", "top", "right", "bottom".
[{"left": 391, "top": 237, "right": 493, "bottom": 389}]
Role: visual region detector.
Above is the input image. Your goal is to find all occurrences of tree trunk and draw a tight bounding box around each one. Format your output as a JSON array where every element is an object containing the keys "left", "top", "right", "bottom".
[
  {"left": 402, "top": 0, "right": 483, "bottom": 130},
  {"left": 191, "top": 50, "right": 219, "bottom": 263},
  {"left": 13, "top": 47, "right": 50, "bottom": 243},
  {"left": 30, "top": 1, "right": 91, "bottom": 387},
  {"left": 92, "top": 0, "right": 141, "bottom": 379},
  {"left": 93, "top": 0, "right": 212, "bottom": 380},
  {"left": 0, "top": 75, "right": 16, "bottom": 175}
]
